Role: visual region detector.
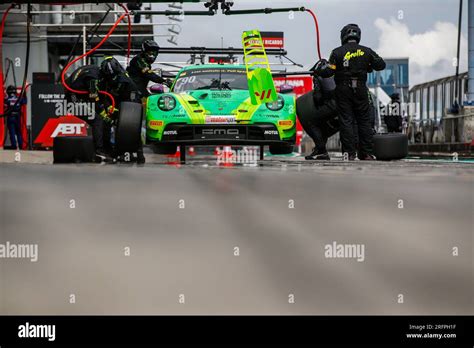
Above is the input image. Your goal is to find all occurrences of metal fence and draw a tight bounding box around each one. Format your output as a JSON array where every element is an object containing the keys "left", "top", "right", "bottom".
[{"left": 408, "top": 72, "right": 468, "bottom": 123}]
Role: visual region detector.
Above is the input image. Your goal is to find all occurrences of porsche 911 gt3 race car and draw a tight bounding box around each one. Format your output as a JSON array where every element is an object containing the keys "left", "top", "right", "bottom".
[{"left": 145, "top": 64, "right": 296, "bottom": 155}]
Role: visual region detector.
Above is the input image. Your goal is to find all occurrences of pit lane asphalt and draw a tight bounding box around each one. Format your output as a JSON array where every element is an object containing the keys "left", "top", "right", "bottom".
[{"left": 0, "top": 150, "right": 473, "bottom": 314}]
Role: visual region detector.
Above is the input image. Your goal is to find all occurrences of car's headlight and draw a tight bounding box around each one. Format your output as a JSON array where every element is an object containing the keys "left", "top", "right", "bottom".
[
  {"left": 266, "top": 95, "right": 284, "bottom": 111},
  {"left": 158, "top": 95, "right": 176, "bottom": 111}
]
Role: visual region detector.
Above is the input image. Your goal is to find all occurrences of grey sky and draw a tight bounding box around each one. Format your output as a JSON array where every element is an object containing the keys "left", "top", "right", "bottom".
[{"left": 152, "top": 0, "right": 469, "bottom": 86}]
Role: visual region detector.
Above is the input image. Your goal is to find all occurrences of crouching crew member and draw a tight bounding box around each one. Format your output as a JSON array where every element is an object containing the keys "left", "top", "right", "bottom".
[
  {"left": 127, "top": 39, "right": 172, "bottom": 97},
  {"left": 100, "top": 56, "right": 146, "bottom": 164},
  {"left": 298, "top": 59, "right": 340, "bottom": 161},
  {"left": 327, "top": 24, "right": 386, "bottom": 160}
]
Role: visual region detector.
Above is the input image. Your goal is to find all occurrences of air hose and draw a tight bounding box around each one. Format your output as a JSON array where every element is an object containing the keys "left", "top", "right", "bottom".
[
  {"left": 61, "top": 12, "right": 130, "bottom": 115},
  {"left": 118, "top": 3, "right": 132, "bottom": 65},
  {"left": 306, "top": 8, "right": 322, "bottom": 60}
]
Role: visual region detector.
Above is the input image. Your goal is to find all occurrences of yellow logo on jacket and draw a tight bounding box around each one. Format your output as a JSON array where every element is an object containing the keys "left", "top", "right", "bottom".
[{"left": 344, "top": 49, "right": 365, "bottom": 61}]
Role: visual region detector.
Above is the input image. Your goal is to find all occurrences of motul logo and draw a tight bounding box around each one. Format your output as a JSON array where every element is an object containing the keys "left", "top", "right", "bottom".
[{"left": 51, "top": 123, "right": 86, "bottom": 138}]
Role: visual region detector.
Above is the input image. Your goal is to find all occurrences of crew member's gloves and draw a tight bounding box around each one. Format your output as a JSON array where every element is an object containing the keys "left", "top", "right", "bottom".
[
  {"left": 163, "top": 79, "right": 172, "bottom": 88},
  {"left": 99, "top": 110, "right": 114, "bottom": 124},
  {"left": 107, "top": 105, "right": 118, "bottom": 114},
  {"left": 99, "top": 106, "right": 118, "bottom": 124},
  {"left": 99, "top": 110, "right": 113, "bottom": 124},
  {"left": 89, "top": 92, "right": 99, "bottom": 100},
  {"left": 310, "top": 59, "right": 334, "bottom": 77}
]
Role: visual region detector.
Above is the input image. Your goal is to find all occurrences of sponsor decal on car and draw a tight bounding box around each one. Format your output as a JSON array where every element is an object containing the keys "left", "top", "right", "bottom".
[
  {"left": 278, "top": 120, "right": 293, "bottom": 127},
  {"left": 264, "top": 130, "right": 279, "bottom": 135},
  {"left": 202, "top": 128, "right": 239, "bottom": 135},
  {"left": 205, "top": 115, "right": 237, "bottom": 124},
  {"left": 149, "top": 120, "right": 164, "bottom": 129},
  {"left": 163, "top": 130, "right": 178, "bottom": 135},
  {"left": 211, "top": 92, "right": 232, "bottom": 99}
]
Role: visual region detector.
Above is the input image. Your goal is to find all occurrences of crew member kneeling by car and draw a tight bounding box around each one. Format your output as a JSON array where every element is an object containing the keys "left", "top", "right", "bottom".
[
  {"left": 65, "top": 64, "right": 113, "bottom": 161},
  {"left": 100, "top": 56, "right": 145, "bottom": 164},
  {"left": 298, "top": 59, "right": 340, "bottom": 161}
]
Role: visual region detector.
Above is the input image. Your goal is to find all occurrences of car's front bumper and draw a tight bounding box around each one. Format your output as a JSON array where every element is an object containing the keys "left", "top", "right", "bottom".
[{"left": 146, "top": 123, "right": 295, "bottom": 146}]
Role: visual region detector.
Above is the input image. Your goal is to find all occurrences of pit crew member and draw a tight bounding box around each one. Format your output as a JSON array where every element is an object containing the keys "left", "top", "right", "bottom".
[
  {"left": 127, "top": 39, "right": 172, "bottom": 97},
  {"left": 298, "top": 60, "right": 340, "bottom": 161},
  {"left": 3, "top": 85, "right": 26, "bottom": 150},
  {"left": 100, "top": 56, "right": 146, "bottom": 164},
  {"left": 327, "top": 24, "right": 386, "bottom": 160}
]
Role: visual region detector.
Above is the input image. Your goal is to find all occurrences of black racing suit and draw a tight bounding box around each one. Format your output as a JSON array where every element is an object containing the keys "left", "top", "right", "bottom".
[
  {"left": 100, "top": 72, "right": 144, "bottom": 161},
  {"left": 297, "top": 76, "right": 340, "bottom": 154},
  {"left": 64, "top": 65, "right": 110, "bottom": 153},
  {"left": 329, "top": 42, "right": 385, "bottom": 157},
  {"left": 127, "top": 53, "right": 167, "bottom": 97}
]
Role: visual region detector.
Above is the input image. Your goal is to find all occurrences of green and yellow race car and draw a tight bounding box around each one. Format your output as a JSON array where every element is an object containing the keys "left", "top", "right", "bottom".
[{"left": 145, "top": 64, "right": 296, "bottom": 155}]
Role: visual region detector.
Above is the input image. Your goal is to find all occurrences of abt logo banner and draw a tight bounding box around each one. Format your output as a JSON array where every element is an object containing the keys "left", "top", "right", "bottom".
[{"left": 34, "top": 115, "right": 88, "bottom": 148}]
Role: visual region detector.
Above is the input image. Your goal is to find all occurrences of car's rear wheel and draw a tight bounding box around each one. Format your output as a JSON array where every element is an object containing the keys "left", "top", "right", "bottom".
[
  {"left": 115, "top": 101, "right": 143, "bottom": 155},
  {"left": 269, "top": 143, "right": 294, "bottom": 155},
  {"left": 151, "top": 144, "right": 178, "bottom": 155}
]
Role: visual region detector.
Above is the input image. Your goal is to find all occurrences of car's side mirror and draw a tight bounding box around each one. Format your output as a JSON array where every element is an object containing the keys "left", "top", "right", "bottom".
[
  {"left": 150, "top": 84, "right": 165, "bottom": 94},
  {"left": 279, "top": 84, "right": 294, "bottom": 94}
]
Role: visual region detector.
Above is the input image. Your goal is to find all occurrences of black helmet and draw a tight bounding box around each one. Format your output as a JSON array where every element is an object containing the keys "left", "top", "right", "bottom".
[
  {"left": 141, "top": 39, "right": 160, "bottom": 63},
  {"left": 6, "top": 85, "right": 17, "bottom": 95},
  {"left": 100, "top": 56, "right": 125, "bottom": 78},
  {"left": 341, "top": 24, "right": 361, "bottom": 44}
]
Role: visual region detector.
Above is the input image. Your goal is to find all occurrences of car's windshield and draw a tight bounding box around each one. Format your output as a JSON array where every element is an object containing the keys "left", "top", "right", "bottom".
[{"left": 173, "top": 67, "right": 248, "bottom": 92}]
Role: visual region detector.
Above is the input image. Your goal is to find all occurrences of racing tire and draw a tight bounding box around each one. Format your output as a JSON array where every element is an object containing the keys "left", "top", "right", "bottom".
[
  {"left": 296, "top": 90, "right": 316, "bottom": 122},
  {"left": 151, "top": 144, "right": 178, "bottom": 155},
  {"left": 269, "top": 143, "right": 294, "bottom": 155},
  {"left": 373, "top": 133, "right": 408, "bottom": 161},
  {"left": 115, "top": 101, "right": 143, "bottom": 155},
  {"left": 53, "top": 135, "right": 95, "bottom": 164}
]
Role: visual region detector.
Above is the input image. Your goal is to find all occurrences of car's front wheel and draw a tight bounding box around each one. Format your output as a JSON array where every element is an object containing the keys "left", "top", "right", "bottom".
[
  {"left": 269, "top": 143, "right": 294, "bottom": 155},
  {"left": 115, "top": 102, "right": 143, "bottom": 154}
]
